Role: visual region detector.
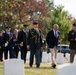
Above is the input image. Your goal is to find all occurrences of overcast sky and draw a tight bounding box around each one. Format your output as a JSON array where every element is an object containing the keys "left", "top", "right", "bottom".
[{"left": 54, "top": 0, "right": 76, "bottom": 18}]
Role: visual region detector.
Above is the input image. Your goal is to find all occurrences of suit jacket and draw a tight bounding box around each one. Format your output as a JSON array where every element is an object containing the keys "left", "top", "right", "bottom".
[
  {"left": 28, "top": 28, "right": 43, "bottom": 50},
  {"left": 17, "top": 30, "right": 28, "bottom": 48},
  {"left": 46, "top": 30, "right": 60, "bottom": 48},
  {"left": 68, "top": 30, "right": 76, "bottom": 50},
  {"left": 3, "top": 32, "right": 10, "bottom": 43},
  {"left": 10, "top": 34, "right": 18, "bottom": 48},
  {"left": 3, "top": 32, "right": 13, "bottom": 48}
]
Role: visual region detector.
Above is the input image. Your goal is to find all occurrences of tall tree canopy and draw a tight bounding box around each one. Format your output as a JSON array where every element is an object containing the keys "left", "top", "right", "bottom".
[{"left": 0, "top": 0, "right": 48, "bottom": 29}]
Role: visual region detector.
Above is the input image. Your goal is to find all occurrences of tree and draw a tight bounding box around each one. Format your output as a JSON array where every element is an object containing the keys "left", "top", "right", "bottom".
[
  {"left": 0, "top": 0, "right": 48, "bottom": 30},
  {"left": 37, "top": 0, "right": 54, "bottom": 36}
]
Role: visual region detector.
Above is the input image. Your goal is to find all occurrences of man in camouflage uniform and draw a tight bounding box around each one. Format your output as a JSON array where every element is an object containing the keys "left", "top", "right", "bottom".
[{"left": 27, "top": 21, "right": 43, "bottom": 68}]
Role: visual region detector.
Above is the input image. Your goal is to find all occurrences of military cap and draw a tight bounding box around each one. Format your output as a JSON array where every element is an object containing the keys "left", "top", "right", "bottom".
[
  {"left": 73, "top": 22, "right": 76, "bottom": 27},
  {"left": 33, "top": 21, "right": 38, "bottom": 25},
  {"left": 23, "top": 24, "right": 28, "bottom": 27},
  {"left": 5, "top": 26, "right": 9, "bottom": 29}
]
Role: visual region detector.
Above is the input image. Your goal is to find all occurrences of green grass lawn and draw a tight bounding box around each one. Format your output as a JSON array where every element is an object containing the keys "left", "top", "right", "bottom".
[
  {"left": 25, "top": 62, "right": 56, "bottom": 75},
  {"left": 0, "top": 61, "right": 56, "bottom": 75},
  {"left": 0, "top": 62, "right": 3, "bottom": 75}
]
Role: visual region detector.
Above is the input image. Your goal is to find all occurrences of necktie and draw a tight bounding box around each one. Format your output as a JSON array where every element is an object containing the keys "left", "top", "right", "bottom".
[
  {"left": 55, "top": 31, "right": 57, "bottom": 38},
  {"left": 16, "top": 35, "right": 17, "bottom": 39}
]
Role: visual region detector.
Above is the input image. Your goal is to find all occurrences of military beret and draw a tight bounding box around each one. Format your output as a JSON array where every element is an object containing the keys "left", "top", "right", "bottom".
[
  {"left": 73, "top": 22, "right": 76, "bottom": 27},
  {"left": 23, "top": 24, "right": 28, "bottom": 27},
  {"left": 33, "top": 21, "right": 38, "bottom": 25}
]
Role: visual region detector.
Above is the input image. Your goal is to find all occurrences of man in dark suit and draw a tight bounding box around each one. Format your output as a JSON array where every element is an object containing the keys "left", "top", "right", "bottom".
[
  {"left": 46, "top": 24, "right": 60, "bottom": 68},
  {"left": 68, "top": 23, "right": 76, "bottom": 63},
  {"left": 3, "top": 26, "right": 12, "bottom": 59},
  {"left": 27, "top": 21, "right": 43, "bottom": 68},
  {"left": 10, "top": 29, "right": 19, "bottom": 58},
  {"left": 17, "top": 24, "right": 28, "bottom": 63}
]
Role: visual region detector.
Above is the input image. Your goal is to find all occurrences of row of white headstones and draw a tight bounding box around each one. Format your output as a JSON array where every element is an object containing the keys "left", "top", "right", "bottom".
[
  {"left": 3, "top": 51, "right": 76, "bottom": 75},
  {"left": 26, "top": 51, "right": 70, "bottom": 64}
]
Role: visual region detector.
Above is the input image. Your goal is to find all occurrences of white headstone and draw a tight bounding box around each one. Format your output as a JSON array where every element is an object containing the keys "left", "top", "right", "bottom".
[
  {"left": 73, "top": 55, "right": 76, "bottom": 64},
  {"left": 42, "top": 52, "right": 51, "bottom": 63},
  {"left": 42, "top": 52, "right": 48, "bottom": 63},
  {"left": 57, "top": 53, "right": 64, "bottom": 64},
  {"left": 48, "top": 53, "right": 51, "bottom": 62},
  {"left": 18, "top": 51, "right": 21, "bottom": 59},
  {"left": 26, "top": 51, "right": 30, "bottom": 61},
  {"left": 57, "top": 63, "right": 76, "bottom": 75},
  {"left": 4, "top": 59, "right": 24, "bottom": 75},
  {"left": 66, "top": 53, "right": 70, "bottom": 63}
]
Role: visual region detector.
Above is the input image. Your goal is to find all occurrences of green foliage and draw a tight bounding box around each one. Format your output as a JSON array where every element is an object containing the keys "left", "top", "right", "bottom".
[
  {"left": 39, "top": 16, "right": 51, "bottom": 36},
  {"left": 0, "top": 0, "right": 49, "bottom": 30}
]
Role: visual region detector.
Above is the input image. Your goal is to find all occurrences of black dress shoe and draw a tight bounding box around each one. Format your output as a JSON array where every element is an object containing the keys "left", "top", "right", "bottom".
[
  {"left": 36, "top": 64, "right": 40, "bottom": 68},
  {"left": 29, "top": 64, "right": 32, "bottom": 67},
  {"left": 36, "top": 66, "right": 39, "bottom": 68},
  {"left": 52, "top": 64, "right": 56, "bottom": 68},
  {"left": 1, "top": 59, "right": 3, "bottom": 62}
]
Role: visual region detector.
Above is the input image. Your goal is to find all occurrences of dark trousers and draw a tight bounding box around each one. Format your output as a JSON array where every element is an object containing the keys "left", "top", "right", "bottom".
[
  {"left": 4, "top": 45, "right": 12, "bottom": 59},
  {"left": 9, "top": 46, "right": 19, "bottom": 58},
  {"left": 40, "top": 50, "right": 43, "bottom": 63},
  {"left": 0, "top": 49, "right": 3, "bottom": 61},
  {"left": 14, "top": 46, "right": 19, "bottom": 58},
  {"left": 20, "top": 47, "right": 27, "bottom": 63},
  {"left": 70, "top": 50, "right": 76, "bottom": 63},
  {"left": 29, "top": 49, "right": 41, "bottom": 67},
  {"left": 4, "top": 47, "right": 8, "bottom": 59},
  {"left": 9, "top": 49, "right": 15, "bottom": 58}
]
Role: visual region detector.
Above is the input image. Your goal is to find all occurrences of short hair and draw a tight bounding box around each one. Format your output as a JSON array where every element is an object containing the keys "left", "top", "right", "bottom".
[
  {"left": 54, "top": 24, "right": 59, "bottom": 28},
  {"left": 14, "top": 29, "right": 18, "bottom": 32}
]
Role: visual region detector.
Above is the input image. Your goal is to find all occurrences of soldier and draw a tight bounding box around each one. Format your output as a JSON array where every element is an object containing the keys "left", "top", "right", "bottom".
[
  {"left": 3, "top": 26, "right": 12, "bottom": 59},
  {"left": 17, "top": 24, "right": 28, "bottom": 63},
  {"left": 68, "top": 23, "right": 76, "bottom": 63},
  {"left": 27, "top": 21, "right": 43, "bottom": 68}
]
